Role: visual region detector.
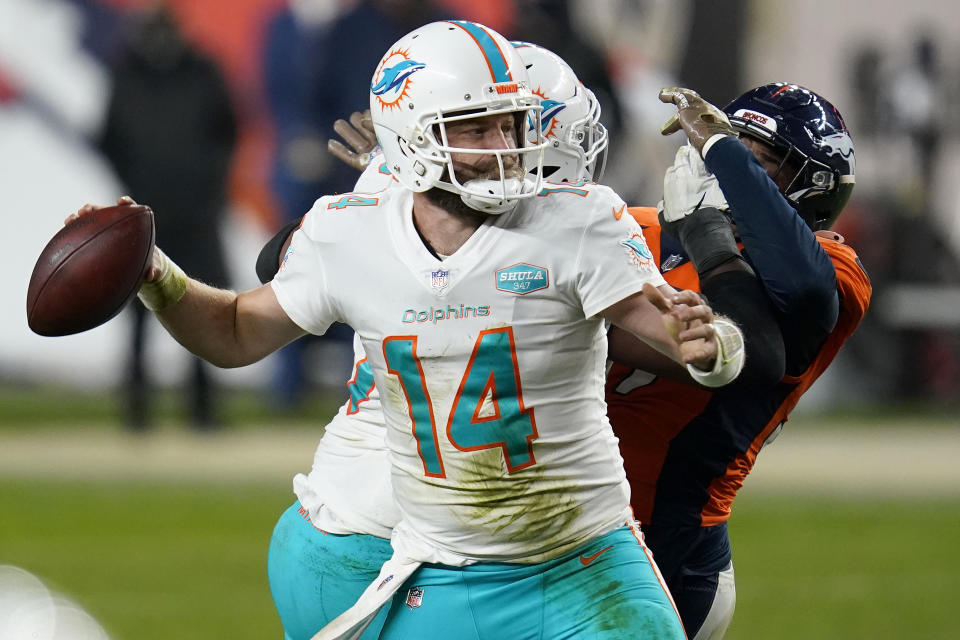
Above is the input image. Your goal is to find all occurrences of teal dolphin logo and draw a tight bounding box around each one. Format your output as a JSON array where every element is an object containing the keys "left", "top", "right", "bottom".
[
  {"left": 371, "top": 59, "right": 426, "bottom": 97},
  {"left": 539, "top": 99, "right": 566, "bottom": 133},
  {"left": 620, "top": 234, "right": 654, "bottom": 268},
  {"left": 527, "top": 98, "right": 567, "bottom": 138}
]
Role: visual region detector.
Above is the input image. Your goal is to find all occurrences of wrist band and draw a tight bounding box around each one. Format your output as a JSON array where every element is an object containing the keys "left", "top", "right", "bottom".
[
  {"left": 701, "top": 133, "right": 735, "bottom": 159},
  {"left": 138, "top": 248, "right": 188, "bottom": 311},
  {"left": 686, "top": 318, "right": 745, "bottom": 387}
]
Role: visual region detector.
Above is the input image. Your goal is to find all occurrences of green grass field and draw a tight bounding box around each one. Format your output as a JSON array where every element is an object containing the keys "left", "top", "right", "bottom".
[
  {"left": 727, "top": 494, "right": 960, "bottom": 639},
  {"left": 0, "top": 479, "right": 290, "bottom": 640},
  {"left": 2, "top": 480, "right": 958, "bottom": 639},
  {"left": 2, "top": 389, "right": 958, "bottom": 638}
]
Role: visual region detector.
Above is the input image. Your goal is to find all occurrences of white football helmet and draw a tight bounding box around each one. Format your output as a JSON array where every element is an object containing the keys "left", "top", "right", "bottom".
[
  {"left": 512, "top": 41, "right": 608, "bottom": 183},
  {"left": 369, "top": 21, "right": 546, "bottom": 214}
]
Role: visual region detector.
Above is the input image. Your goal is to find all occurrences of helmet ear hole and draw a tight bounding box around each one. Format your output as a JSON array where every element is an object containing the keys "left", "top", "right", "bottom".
[{"left": 539, "top": 165, "right": 561, "bottom": 179}]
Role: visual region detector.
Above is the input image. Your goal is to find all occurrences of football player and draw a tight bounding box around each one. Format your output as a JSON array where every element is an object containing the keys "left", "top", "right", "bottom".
[
  {"left": 262, "top": 42, "right": 622, "bottom": 640},
  {"left": 77, "top": 21, "right": 747, "bottom": 640},
  {"left": 260, "top": 44, "right": 788, "bottom": 640},
  {"left": 606, "top": 84, "right": 871, "bottom": 639},
  {"left": 305, "top": 80, "right": 867, "bottom": 640}
]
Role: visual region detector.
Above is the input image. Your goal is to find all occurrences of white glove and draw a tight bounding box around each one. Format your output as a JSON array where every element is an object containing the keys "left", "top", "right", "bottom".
[{"left": 660, "top": 143, "right": 729, "bottom": 222}]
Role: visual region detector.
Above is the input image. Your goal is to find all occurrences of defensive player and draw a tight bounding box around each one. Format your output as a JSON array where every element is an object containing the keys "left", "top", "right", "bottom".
[
  {"left": 76, "top": 22, "right": 746, "bottom": 640},
  {"left": 606, "top": 84, "right": 871, "bottom": 638}
]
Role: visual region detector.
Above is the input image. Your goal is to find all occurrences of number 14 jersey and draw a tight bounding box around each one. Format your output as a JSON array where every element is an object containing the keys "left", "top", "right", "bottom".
[{"left": 272, "top": 182, "right": 665, "bottom": 564}]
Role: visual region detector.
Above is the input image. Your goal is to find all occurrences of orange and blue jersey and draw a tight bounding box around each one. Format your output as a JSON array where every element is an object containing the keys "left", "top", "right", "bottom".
[{"left": 608, "top": 207, "right": 872, "bottom": 527}]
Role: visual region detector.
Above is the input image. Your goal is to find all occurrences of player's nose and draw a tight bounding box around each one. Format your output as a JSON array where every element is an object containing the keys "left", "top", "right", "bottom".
[{"left": 479, "top": 120, "right": 516, "bottom": 150}]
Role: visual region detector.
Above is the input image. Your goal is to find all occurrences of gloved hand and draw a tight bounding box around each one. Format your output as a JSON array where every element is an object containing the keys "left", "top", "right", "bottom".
[
  {"left": 659, "top": 146, "right": 741, "bottom": 277},
  {"left": 659, "top": 87, "right": 736, "bottom": 157},
  {"left": 327, "top": 109, "right": 379, "bottom": 170},
  {"left": 660, "top": 144, "right": 729, "bottom": 222}
]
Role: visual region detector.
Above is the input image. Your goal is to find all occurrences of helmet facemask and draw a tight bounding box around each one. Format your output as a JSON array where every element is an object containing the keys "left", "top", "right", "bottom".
[
  {"left": 426, "top": 105, "right": 546, "bottom": 214},
  {"left": 537, "top": 88, "right": 609, "bottom": 184},
  {"left": 731, "top": 118, "right": 851, "bottom": 230},
  {"left": 370, "top": 21, "right": 548, "bottom": 215},
  {"left": 723, "top": 83, "right": 855, "bottom": 230}
]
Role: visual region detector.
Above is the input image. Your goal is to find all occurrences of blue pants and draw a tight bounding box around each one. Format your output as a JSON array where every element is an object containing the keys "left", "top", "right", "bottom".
[
  {"left": 643, "top": 521, "right": 732, "bottom": 638},
  {"left": 267, "top": 501, "right": 393, "bottom": 640},
  {"left": 380, "top": 525, "right": 685, "bottom": 639}
]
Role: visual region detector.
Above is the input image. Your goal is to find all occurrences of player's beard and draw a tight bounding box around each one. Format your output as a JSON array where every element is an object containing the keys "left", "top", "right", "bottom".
[{"left": 425, "top": 154, "right": 525, "bottom": 217}]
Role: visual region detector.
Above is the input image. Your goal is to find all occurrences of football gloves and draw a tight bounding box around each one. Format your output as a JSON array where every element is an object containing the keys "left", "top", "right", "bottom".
[
  {"left": 327, "top": 109, "right": 379, "bottom": 171},
  {"left": 659, "top": 87, "right": 736, "bottom": 157}
]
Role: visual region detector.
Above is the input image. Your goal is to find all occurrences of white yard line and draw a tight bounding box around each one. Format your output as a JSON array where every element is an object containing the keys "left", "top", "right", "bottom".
[
  {"left": 746, "top": 426, "right": 960, "bottom": 497},
  {"left": 0, "top": 427, "right": 318, "bottom": 484},
  {"left": 1, "top": 423, "right": 958, "bottom": 496}
]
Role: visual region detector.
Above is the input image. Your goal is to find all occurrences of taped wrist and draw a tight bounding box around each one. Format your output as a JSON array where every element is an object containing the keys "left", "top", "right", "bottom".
[
  {"left": 137, "top": 248, "right": 188, "bottom": 311},
  {"left": 659, "top": 206, "right": 741, "bottom": 276},
  {"left": 686, "top": 318, "right": 745, "bottom": 387}
]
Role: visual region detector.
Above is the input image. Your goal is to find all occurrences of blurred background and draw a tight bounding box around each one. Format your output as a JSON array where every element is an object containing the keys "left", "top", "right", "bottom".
[{"left": 1, "top": 1, "right": 958, "bottom": 639}]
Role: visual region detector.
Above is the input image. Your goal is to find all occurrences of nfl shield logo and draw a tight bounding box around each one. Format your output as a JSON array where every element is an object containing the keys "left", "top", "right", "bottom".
[
  {"left": 430, "top": 269, "right": 449, "bottom": 292},
  {"left": 405, "top": 586, "right": 424, "bottom": 609}
]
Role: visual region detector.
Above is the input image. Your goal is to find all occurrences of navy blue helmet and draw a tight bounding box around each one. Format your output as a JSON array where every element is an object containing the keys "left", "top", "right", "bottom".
[{"left": 723, "top": 83, "right": 855, "bottom": 230}]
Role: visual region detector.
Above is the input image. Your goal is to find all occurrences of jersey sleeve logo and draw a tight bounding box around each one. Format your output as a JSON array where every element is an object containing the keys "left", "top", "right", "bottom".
[
  {"left": 495, "top": 263, "right": 549, "bottom": 295},
  {"left": 620, "top": 232, "right": 655, "bottom": 269}
]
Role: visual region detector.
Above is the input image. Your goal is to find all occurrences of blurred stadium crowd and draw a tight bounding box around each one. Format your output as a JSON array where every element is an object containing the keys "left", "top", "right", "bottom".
[{"left": 2, "top": 0, "right": 958, "bottom": 416}]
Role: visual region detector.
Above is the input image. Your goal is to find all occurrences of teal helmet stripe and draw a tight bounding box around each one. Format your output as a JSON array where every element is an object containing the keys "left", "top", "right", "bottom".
[{"left": 448, "top": 21, "right": 513, "bottom": 82}]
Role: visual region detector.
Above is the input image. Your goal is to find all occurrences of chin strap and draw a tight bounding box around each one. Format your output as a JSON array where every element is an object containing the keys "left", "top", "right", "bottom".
[{"left": 458, "top": 178, "right": 529, "bottom": 214}]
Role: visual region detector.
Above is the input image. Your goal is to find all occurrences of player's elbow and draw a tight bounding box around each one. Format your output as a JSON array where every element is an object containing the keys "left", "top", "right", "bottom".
[
  {"left": 735, "top": 330, "right": 786, "bottom": 389},
  {"left": 776, "top": 284, "right": 840, "bottom": 335}
]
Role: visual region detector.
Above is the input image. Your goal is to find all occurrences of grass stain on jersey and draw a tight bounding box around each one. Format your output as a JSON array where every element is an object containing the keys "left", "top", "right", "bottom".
[{"left": 456, "top": 448, "right": 583, "bottom": 557}]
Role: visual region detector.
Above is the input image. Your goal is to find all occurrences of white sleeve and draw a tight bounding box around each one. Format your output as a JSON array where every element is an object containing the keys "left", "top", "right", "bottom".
[
  {"left": 575, "top": 192, "right": 667, "bottom": 318},
  {"left": 270, "top": 206, "right": 339, "bottom": 335}
]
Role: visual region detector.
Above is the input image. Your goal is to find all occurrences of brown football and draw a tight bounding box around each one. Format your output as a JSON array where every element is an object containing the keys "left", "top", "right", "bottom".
[{"left": 27, "top": 203, "right": 155, "bottom": 336}]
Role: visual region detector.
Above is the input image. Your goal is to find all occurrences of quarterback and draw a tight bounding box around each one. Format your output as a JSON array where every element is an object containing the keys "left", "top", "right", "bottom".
[
  {"left": 74, "top": 21, "right": 745, "bottom": 640},
  {"left": 265, "top": 41, "right": 618, "bottom": 640}
]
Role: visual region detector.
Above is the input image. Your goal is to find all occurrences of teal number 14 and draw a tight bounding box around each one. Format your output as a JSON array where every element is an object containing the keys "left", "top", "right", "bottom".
[{"left": 383, "top": 327, "right": 538, "bottom": 478}]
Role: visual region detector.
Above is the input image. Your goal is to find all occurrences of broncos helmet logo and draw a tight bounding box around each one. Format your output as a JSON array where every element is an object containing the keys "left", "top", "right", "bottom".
[
  {"left": 372, "top": 50, "right": 425, "bottom": 110},
  {"left": 821, "top": 131, "right": 856, "bottom": 174}
]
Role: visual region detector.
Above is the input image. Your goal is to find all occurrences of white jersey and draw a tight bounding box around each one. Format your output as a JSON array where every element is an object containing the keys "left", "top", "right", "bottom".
[
  {"left": 292, "top": 333, "right": 397, "bottom": 538},
  {"left": 292, "top": 151, "right": 396, "bottom": 538},
  {"left": 352, "top": 149, "right": 394, "bottom": 193},
  {"left": 272, "top": 182, "right": 666, "bottom": 563}
]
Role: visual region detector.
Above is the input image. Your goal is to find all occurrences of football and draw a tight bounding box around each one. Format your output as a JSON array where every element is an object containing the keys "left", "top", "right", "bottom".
[{"left": 27, "top": 203, "right": 155, "bottom": 336}]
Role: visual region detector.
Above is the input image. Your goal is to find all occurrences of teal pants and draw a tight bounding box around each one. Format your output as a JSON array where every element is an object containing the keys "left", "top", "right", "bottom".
[
  {"left": 380, "top": 525, "right": 686, "bottom": 639},
  {"left": 267, "top": 501, "right": 393, "bottom": 640}
]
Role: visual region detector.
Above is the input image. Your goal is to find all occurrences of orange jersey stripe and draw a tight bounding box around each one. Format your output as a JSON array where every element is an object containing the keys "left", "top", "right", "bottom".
[
  {"left": 698, "top": 235, "right": 872, "bottom": 525},
  {"left": 608, "top": 221, "right": 872, "bottom": 527}
]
